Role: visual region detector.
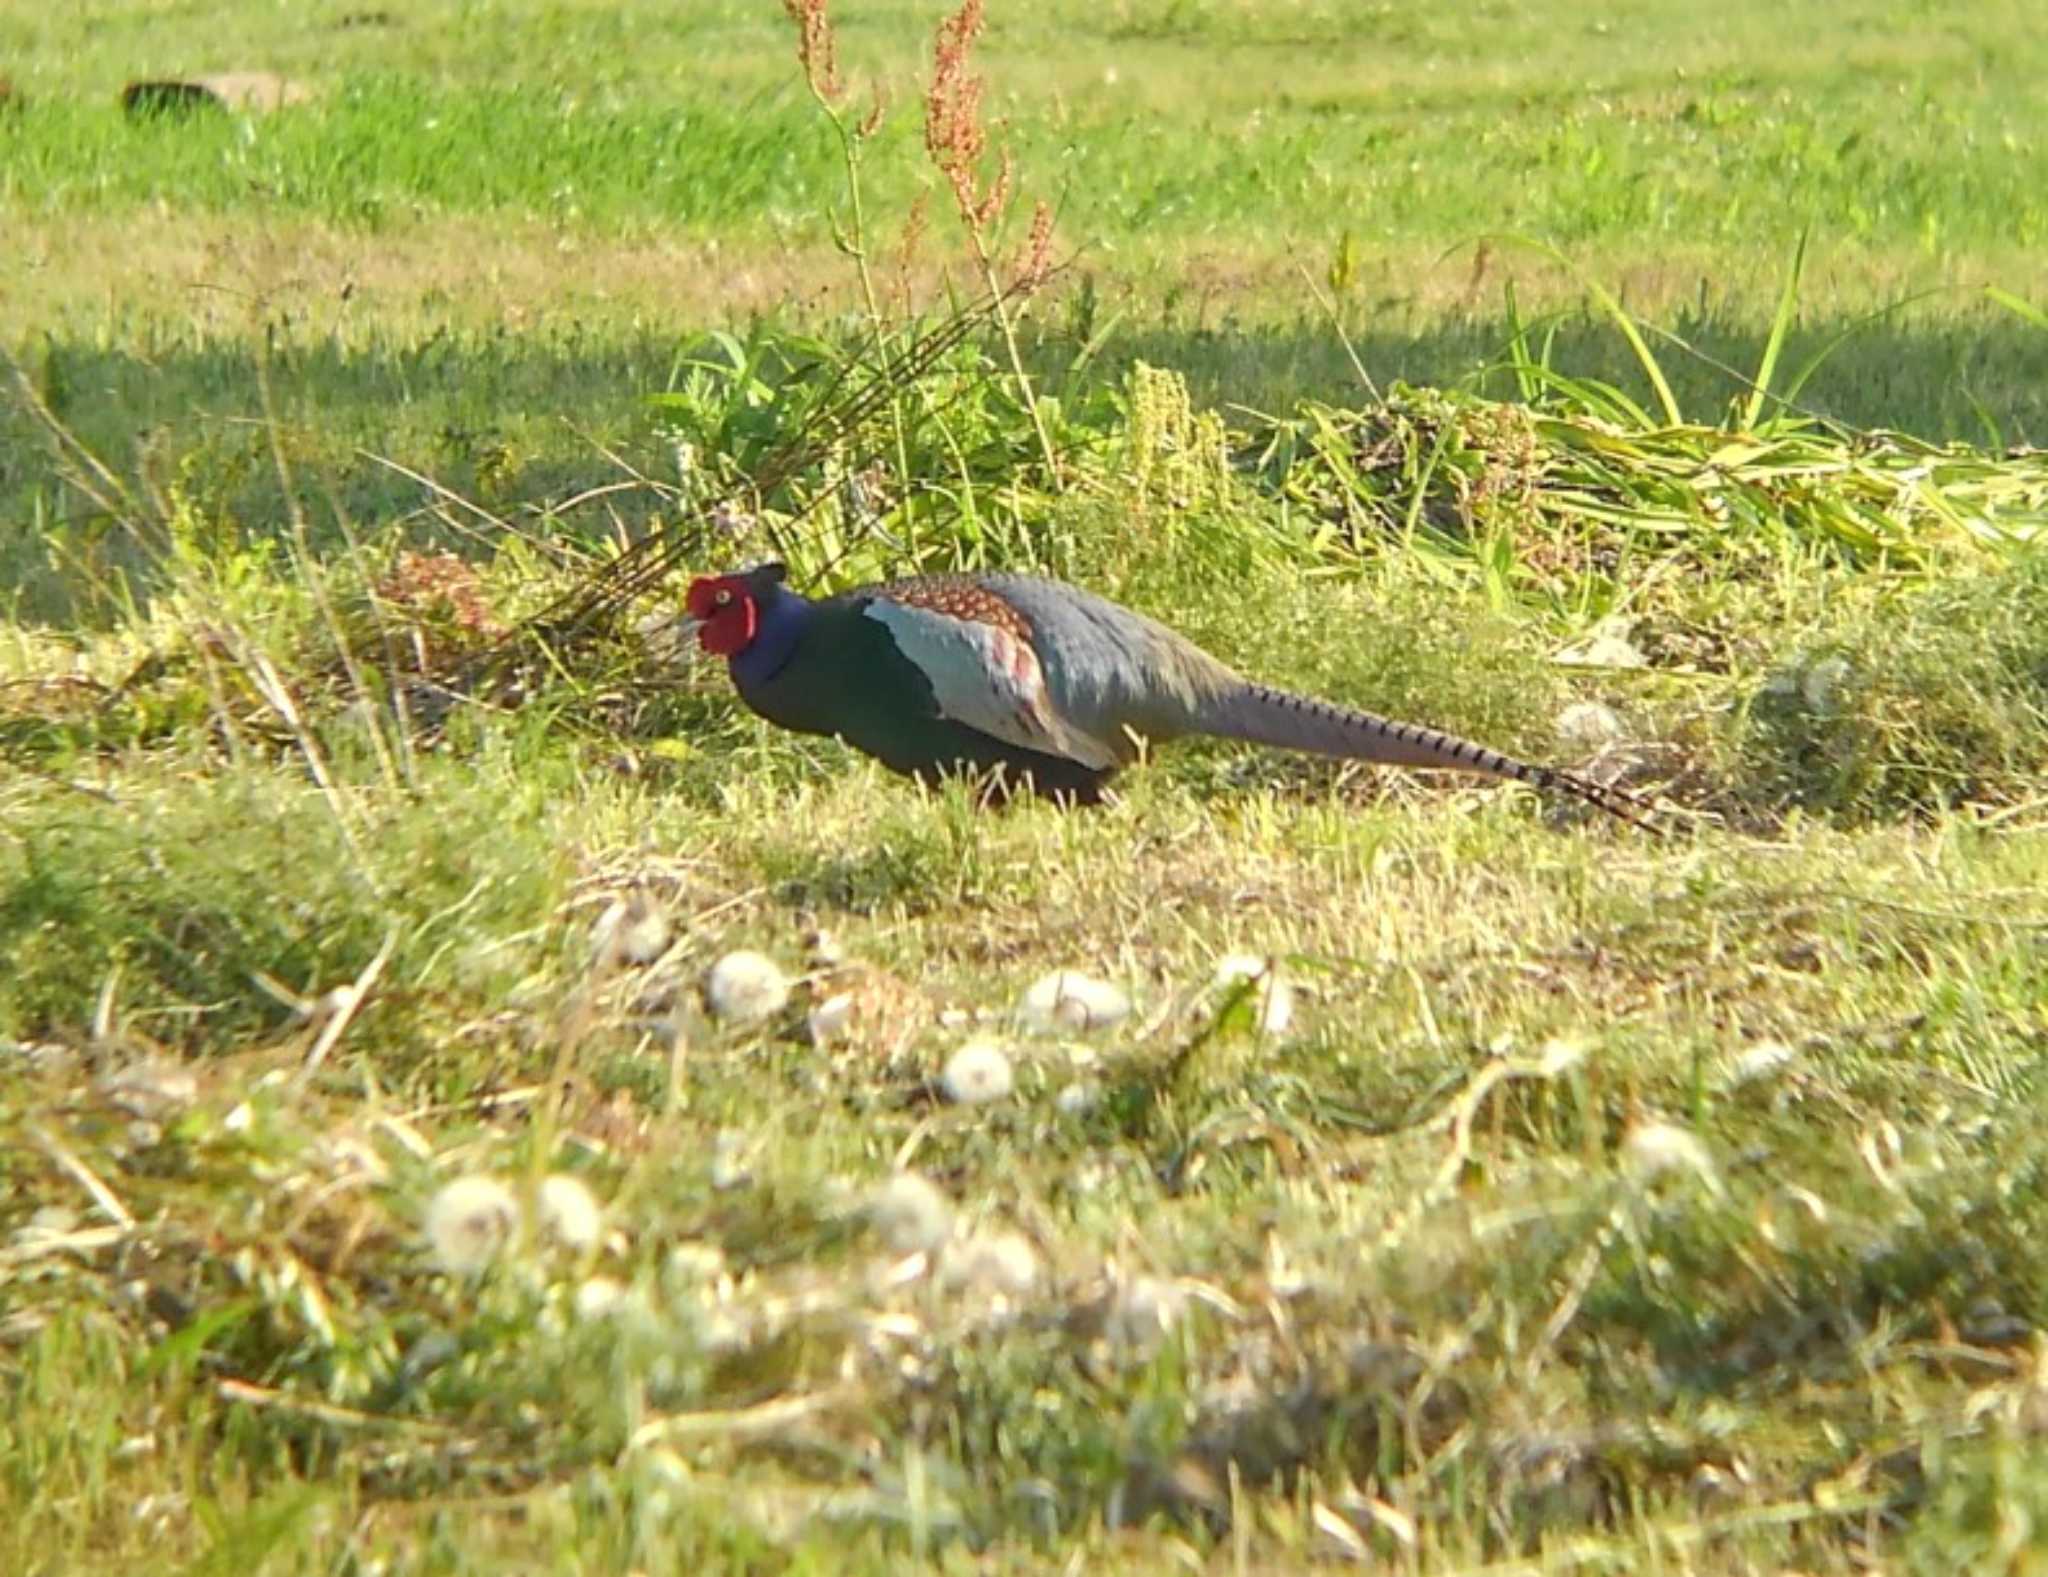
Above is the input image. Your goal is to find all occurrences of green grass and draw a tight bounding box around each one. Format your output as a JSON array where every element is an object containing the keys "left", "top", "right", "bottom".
[
  {"left": 6, "top": 1, "right": 2048, "bottom": 1572},
  {"left": 6, "top": 1, "right": 2046, "bottom": 260},
  {"left": 5, "top": 1, "right": 2048, "bottom": 333}
]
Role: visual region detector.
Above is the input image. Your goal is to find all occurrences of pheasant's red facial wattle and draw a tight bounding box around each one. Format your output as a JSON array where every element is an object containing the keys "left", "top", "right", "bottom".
[{"left": 685, "top": 576, "right": 758, "bottom": 656}]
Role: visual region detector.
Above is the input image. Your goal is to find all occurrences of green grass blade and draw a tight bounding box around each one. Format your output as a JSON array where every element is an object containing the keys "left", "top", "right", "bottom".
[
  {"left": 1741, "top": 225, "right": 1810, "bottom": 433},
  {"left": 1503, "top": 278, "right": 1542, "bottom": 404},
  {"left": 1485, "top": 234, "right": 1683, "bottom": 427},
  {"left": 1985, "top": 285, "right": 2048, "bottom": 330}
]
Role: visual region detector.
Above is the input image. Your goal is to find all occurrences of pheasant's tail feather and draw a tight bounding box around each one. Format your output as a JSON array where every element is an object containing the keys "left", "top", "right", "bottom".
[
  {"left": 1506, "top": 756, "right": 1660, "bottom": 832},
  {"left": 1201, "top": 684, "right": 1659, "bottom": 831}
]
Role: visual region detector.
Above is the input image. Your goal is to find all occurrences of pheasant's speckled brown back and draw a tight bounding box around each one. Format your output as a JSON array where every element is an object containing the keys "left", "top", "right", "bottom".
[{"left": 874, "top": 575, "right": 1035, "bottom": 644}]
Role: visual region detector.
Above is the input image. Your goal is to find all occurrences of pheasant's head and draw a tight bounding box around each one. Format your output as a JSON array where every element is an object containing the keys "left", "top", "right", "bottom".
[{"left": 685, "top": 562, "right": 788, "bottom": 656}]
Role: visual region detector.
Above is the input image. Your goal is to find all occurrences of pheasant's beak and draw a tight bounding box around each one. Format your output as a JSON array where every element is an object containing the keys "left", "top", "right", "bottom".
[{"left": 676, "top": 615, "right": 705, "bottom": 652}]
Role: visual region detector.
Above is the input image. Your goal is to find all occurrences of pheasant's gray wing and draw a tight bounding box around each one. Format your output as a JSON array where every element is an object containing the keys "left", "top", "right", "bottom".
[
  {"left": 861, "top": 587, "right": 1123, "bottom": 771},
  {"left": 980, "top": 575, "right": 1242, "bottom": 753}
]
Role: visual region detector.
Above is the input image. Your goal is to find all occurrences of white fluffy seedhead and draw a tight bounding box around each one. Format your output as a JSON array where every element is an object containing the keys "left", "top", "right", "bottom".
[
  {"left": 1018, "top": 970, "right": 1131, "bottom": 1034},
  {"left": 425, "top": 1175, "right": 520, "bottom": 1274},
  {"left": 704, "top": 950, "right": 791, "bottom": 1024},
  {"left": 868, "top": 1172, "right": 955, "bottom": 1255},
  {"left": 940, "top": 1039, "right": 1015, "bottom": 1104},
  {"left": 1622, "top": 1119, "right": 1723, "bottom": 1197},
  {"left": 938, "top": 1229, "right": 1039, "bottom": 1301},
  {"left": 536, "top": 1173, "right": 603, "bottom": 1254}
]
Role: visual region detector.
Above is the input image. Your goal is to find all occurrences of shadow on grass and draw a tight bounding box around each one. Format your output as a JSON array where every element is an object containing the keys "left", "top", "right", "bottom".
[
  {"left": 5, "top": 305, "right": 2044, "bottom": 622},
  {"left": 1115, "top": 306, "right": 2048, "bottom": 445}
]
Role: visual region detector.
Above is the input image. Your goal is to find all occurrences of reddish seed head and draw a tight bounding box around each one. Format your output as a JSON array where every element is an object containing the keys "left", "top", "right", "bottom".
[
  {"left": 926, "top": 0, "right": 1002, "bottom": 231},
  {"left": 780, "top": 0, "right": 843, "bottom": 102},
  {"left": 685, "top": 575, "right": 758, "bottom": 656}
]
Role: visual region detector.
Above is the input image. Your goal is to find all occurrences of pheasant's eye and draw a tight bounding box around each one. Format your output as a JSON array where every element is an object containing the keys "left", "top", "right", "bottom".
[{"left": 713, "top": 589, "right": 733, "bottom": 607}]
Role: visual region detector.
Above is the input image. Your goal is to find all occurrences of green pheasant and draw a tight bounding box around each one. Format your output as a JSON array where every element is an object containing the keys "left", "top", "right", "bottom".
[{"left": 686, "top": 563, "right": 1652, "bottom": 827}]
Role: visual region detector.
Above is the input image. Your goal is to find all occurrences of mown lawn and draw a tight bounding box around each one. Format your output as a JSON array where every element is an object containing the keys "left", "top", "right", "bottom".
[{"left": 4, "top": 2, "right": 2048, "bottom": 1573}]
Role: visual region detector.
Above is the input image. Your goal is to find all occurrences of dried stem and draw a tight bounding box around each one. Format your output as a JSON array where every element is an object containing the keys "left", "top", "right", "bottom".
[
  {"left": 924, "top": 0, "right": 1061, "bottom": 484},
  {"left": 781, "top": 0, "right": 918, "bottom": 549}
]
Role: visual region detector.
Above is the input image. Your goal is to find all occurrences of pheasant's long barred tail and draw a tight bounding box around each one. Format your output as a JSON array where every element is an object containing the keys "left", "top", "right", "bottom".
[{"left": 1230, "top": 685, "right": 1659, "bottom": 832}]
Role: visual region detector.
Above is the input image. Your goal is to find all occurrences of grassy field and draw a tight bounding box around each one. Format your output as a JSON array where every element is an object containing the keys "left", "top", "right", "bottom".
[{"left": 5, "top": 1, "right": 2048, "bottom": 1573}]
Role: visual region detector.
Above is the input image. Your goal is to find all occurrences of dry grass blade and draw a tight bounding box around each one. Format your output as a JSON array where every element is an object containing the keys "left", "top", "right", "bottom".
[
  {"left": 29, "top": 1122, "right": 136, "bottom": 1228},
  {"left": 295, "top": 923, "right": 401, "bottom": 1086},
  {"left": 628, "top": 1387, "right": 855, "bottom": 1450},
  {"left": 219, "top": 1379, "right": 459, "bottom": 1437},
  {"left": 2, "top": 343, "right": 147, "bottom": 535}
]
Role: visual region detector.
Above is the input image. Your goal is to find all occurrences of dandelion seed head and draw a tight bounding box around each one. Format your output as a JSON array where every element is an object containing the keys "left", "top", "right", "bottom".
[
  {"left": 803, "top": 927, "right": 846, "bottom": 968},
  {"left": 21, "top": 1204, "right": 78, "bottom": 1241},
  {"left": 1559, "top": 627, "right": 1647, "bottom": 669},
  {"left": 807, "top": 990, "right": 856, "bottom": 1045},
  {"left": 426, "top": 1174, "right": 518, "bottom": 1274},
  {"left": 537, "top": 1173, "right": 603, "bottom": 1253},
  {"left": 1803, "top": 655, "right": 1853, "bottom": 714},
  {"left": 664, "top": 1241, "right": 729, "bottom": 1293},
  {"left": 98, "top": 1059, "right": 198, "bottom": 1121},
  {"left": 1623, "top": 1120, "right": 1719, "bottom": 1191},
  {"left": 1724, "top": 1040, "right": 1798, "bottom": 1086},
  {"left": 939, "top": 1228, "right": 1038, "bottom": 1301},
  {"left": 1108, "top": 1274, "right": 1187, "bottom": 1348},
  {"left": 574, "top": 1275, "right": 627, "bottom": 1320},
  {"left": 591, "top": 890, "right": 671, "bottom": 970},
  {"left": 940, "top": 1038, "right": 1014, "bottom": 1104},
  {"left": 1019, "top": 970, "right": 1130, "bottom": 1033},
  {"left": 1554, "top": 700, "right": 1627, "bottom": 752},
  {"left": 868, "top": 1171, "right": 954, "bottom": 1255},
  {"left": 704, "top": 950, "right": 791, "bottom": 1024},
  {"left": 640, "top": 1447, "right": 690, "bottom": 1489}
]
